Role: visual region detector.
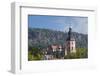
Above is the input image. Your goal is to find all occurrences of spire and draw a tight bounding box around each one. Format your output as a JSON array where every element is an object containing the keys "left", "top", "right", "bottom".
[
  {"left": 66, "top": 27, "right": 75, "bottom": 41},
  {"left": 69, "top": 27, "right": 72, "bottom": 33}
]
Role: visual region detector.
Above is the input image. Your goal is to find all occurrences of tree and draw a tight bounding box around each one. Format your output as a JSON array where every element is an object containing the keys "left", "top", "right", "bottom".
[
  {"left": 64, "top": 48, "right": 88, "bottom": 59},
  {"left": 28, "top": 47, "right": 44, "bottom": 60},
  {"left": 76, "top": 48, "right": 88, "bottom": 58}
]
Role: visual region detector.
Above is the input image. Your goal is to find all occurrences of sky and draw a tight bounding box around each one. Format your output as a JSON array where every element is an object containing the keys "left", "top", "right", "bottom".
[{"left": 28, "top": 15, "right": 88, "bottom": 34}]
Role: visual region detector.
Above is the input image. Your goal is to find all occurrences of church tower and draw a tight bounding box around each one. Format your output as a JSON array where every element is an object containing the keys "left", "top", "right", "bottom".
[{"left": 65, "top": 27, "right": 76, "bottom": 55}]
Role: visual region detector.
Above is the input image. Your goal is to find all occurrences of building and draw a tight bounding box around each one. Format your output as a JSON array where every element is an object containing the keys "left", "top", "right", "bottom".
[
  {"left": 43, "top": 27, "right": 76, "bottom": 59},
  {"left": 51, "top": 44, "right": 63, "bottom": 52},
  {"left": 65, "top": 27, "right": 76, "bottom": 55}
]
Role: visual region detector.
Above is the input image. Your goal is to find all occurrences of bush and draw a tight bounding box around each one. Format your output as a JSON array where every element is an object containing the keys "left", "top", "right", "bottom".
[
  {"left": 64, "top": 48, "right": 88, "bottom": 59},
  {"left": 28, "top": 47, "right": 43, "bottom": 60}
]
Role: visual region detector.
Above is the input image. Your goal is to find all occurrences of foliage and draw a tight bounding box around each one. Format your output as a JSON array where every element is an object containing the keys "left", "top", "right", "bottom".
[
  {"left": 64, "top": 48, "right": 88, "bottom": 59},
  {"left": 28, "top": 47, "right": 44, "bottom": 61},
  {"left": 28, "top": 28, "right": 88, "bottom": 49},
  {"left": 76, "top": 48, "right": 88, "bottom": 58}
]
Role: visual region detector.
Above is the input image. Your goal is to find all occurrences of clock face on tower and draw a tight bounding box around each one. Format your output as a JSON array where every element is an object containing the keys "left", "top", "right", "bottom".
[{"left": 28, "top": 15, "right": 88, "bottom": 61}]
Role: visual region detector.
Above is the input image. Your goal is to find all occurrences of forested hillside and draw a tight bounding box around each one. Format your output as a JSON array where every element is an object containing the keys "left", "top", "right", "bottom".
[{"left": 28, "top": 28, "right": 88, "bottom": 49}]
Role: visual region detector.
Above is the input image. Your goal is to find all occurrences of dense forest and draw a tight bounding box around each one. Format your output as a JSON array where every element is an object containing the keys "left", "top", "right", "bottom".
[{"left": 28, "top": 28, "right": 88, "bottom": 49}]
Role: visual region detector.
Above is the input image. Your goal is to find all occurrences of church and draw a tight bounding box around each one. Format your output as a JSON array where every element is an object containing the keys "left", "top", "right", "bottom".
[
  {"left": 43, "top": 27, "right": 76, "bottom": 60},
  {"left": 65, "top": 27, "right": 76, "bottom": 55}
]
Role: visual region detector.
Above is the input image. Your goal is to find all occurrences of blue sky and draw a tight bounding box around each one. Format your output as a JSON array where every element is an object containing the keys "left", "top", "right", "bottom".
[{"left": 28, "top": 15, "right": 88, "bottom": 34}]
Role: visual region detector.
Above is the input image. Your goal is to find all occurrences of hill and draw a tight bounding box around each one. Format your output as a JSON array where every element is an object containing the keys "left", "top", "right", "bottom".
[{"left": 28, "top": 28, "right": 88, "bottom": 49}]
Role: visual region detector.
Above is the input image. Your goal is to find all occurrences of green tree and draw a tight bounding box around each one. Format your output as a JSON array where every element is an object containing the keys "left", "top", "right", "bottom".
[
  {"left": 28, "top": 47, "right": 44, "bottom": 60},
  {"left": 76, "top": 48, "right": 88, "bottom": 58},
  {"left": 64, "top": 48, "right": 88, "bottom": 59}
]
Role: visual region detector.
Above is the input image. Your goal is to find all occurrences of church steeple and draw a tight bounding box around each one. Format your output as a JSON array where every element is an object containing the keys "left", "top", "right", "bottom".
[
  {"left": 67, "top": 27, "right": 74, "bottom": 41},
  {"left": 65, "top": 27, "right": 76, "bottom": 55}
]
